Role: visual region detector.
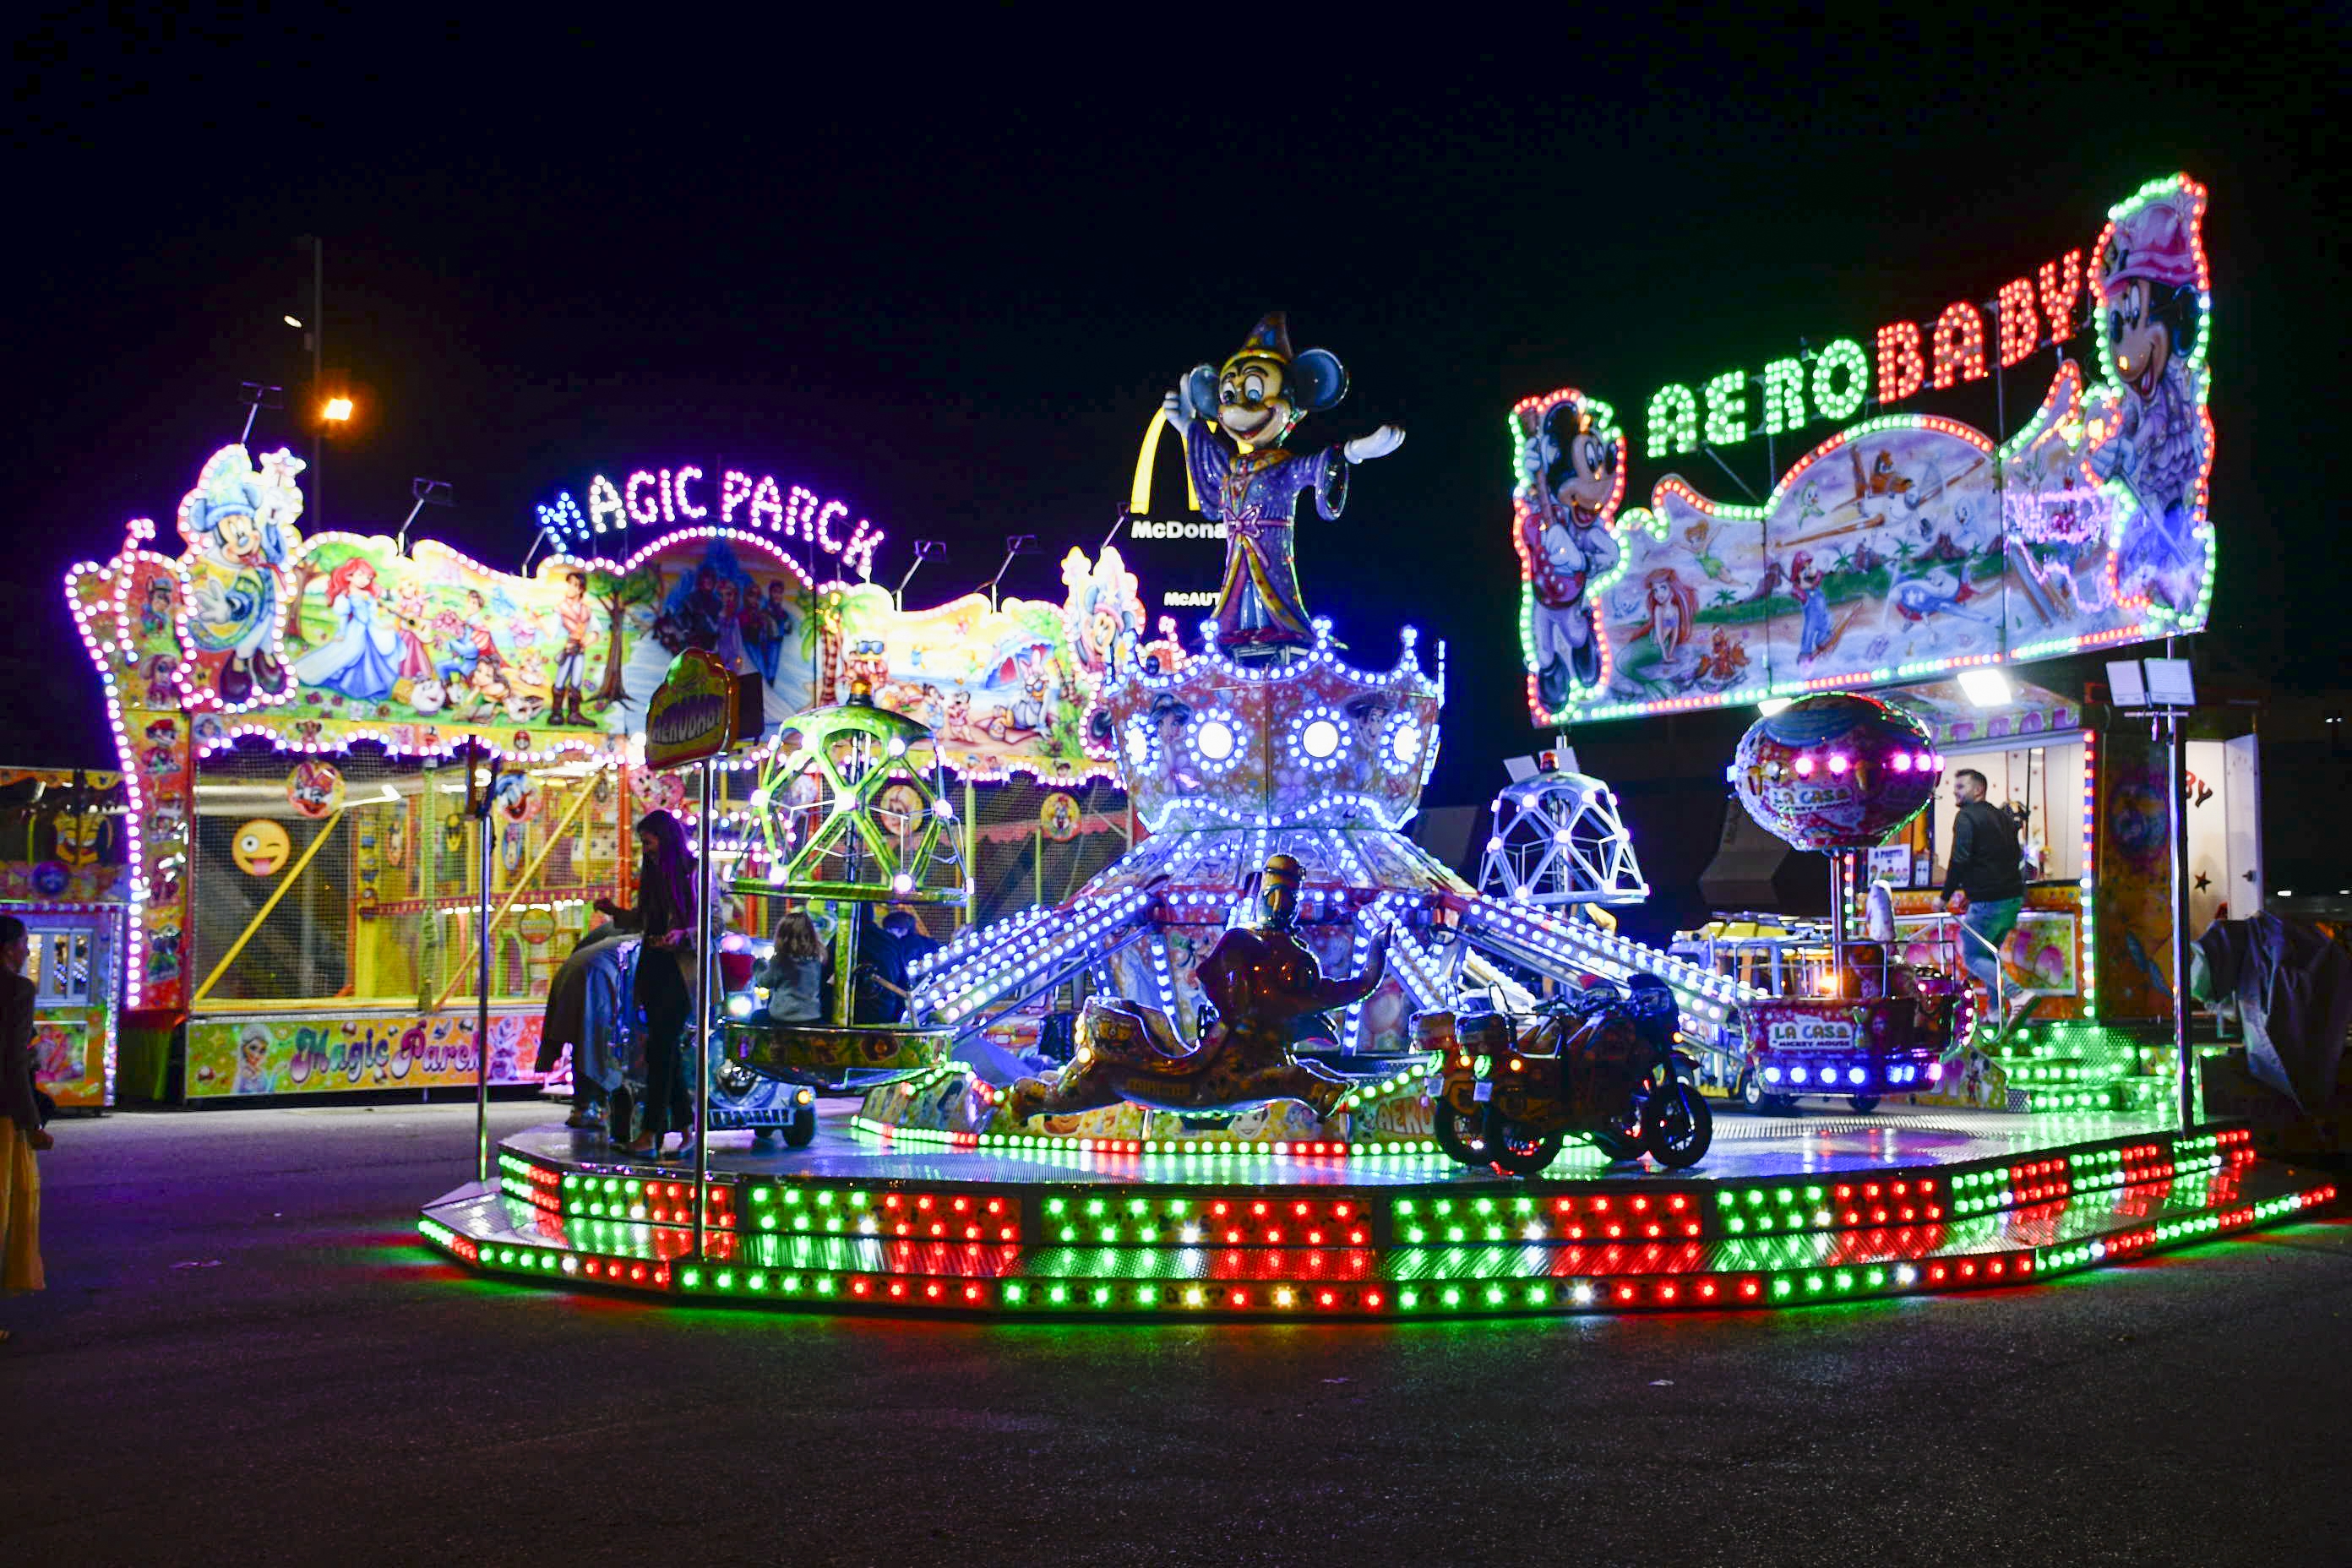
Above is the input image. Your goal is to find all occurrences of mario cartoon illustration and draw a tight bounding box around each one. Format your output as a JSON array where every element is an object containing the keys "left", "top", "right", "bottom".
[{"left": 1159, "top": 314, "right": 1403, "bottom": 655}]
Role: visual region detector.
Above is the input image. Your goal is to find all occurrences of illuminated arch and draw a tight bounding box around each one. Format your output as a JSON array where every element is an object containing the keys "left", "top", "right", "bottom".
[{"left": 1128, "top": 408, "right": 1203, "bottom": 516}]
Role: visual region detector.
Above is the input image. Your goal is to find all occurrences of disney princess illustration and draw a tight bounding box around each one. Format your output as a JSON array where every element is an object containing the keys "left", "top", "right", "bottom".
[
  {"left": 291, "top": 558, "right": 428, "bottom": 701},
  {"left": 2088, "top": 186, "right": 2208, "bottom": 618},
  {"left": 1636, "top": 568, "right": 1699, "bottom": 665}
]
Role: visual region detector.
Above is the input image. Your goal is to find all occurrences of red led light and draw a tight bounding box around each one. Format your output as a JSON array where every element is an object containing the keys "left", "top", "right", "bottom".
[
  {"left": 2036, "top": 250, "right": 2082, "bottom": 344},
  {"left": 1877, "top": 321, "right": 1925, "bottom": 403}
]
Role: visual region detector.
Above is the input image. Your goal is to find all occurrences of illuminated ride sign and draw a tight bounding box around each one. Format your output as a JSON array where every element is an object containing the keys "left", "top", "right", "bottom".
[
  {"left": 536, "top": 462, "right": 885, "bottom": 580},
  {"left": 1511, "top": 173, "right": 2214, "bottom": 727}
]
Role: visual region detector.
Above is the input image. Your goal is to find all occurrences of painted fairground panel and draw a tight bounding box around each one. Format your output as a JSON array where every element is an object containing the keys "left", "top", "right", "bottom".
[
  {"left": 2, "top": 768, "right": 133, "bottom": 1108},
  {"left": 187, "top": 1010, "right": 543, "bottom": 1098},
  {"left": 1892, "top": 905, "right": 2082, "bottom": 1002},
  {"left": 2095, "top": 722, "right": 2178, "bottom": 1021},
  {"left": 80, "top": 444, "right": 1143, "bottom": 782},
  {"left": 1512, "top": 175, "right": 2215, "bottom": 725}
]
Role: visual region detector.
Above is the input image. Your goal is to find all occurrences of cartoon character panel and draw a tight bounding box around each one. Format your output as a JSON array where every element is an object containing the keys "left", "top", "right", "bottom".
[{"left": 78, "top": 448, "right": 1162, "bottom": 789}]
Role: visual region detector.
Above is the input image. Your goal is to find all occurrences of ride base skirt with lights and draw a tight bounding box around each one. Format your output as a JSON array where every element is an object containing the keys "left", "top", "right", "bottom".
[{"left": 418, "top": 1112, "right": 2333, "bottom": 1319}]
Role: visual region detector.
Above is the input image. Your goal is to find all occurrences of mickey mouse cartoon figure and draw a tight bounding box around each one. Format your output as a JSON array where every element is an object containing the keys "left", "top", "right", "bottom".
[
  {"left": 1516, "top": 393, "right": 1624, "bottom": 710},
  {"left": 1160, "top": 314, "right": 1402, "bottom": 655}
]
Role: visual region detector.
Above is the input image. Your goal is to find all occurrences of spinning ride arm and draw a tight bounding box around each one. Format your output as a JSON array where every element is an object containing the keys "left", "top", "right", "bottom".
[
  {"left": 907, "top": 889, "right": 1157, "bottom": 1042},
  {"left": 1450, "top": 891, "right": 1763, "bottom": 1045}
]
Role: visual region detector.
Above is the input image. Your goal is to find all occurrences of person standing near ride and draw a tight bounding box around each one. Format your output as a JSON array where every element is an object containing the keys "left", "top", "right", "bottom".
[
  {"left": 1941, "top": 769, "right": 2036, "bottom": 1028},
  {"left": 595, "top": 810, "right": 706, "bottom": 1159},
  {"left": 855, "top": 905, "right": 939, "bottom": 1025},
  {"left": 2, "top": 915, "right": 55, "bottom": 1338}
]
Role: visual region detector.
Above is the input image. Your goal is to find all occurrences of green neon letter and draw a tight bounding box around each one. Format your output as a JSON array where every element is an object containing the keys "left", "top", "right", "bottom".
[
  {"left": 1703, "top": 368, "right": 1748, "bottom": 447},
  {"left": 1647, "top": 384, "right": 1698, "bottom": 459},
  {"left": 1761, "top": 358, "right": 1807, "bottom": 436},
  {"left": 1811, "top": 338, "right": 1870, "bottom": 423}
]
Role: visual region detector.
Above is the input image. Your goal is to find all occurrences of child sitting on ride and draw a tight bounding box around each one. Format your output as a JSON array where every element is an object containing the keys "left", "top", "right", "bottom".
[{"left": 752, "top": 908, "right": 825, "bottom": 1026}]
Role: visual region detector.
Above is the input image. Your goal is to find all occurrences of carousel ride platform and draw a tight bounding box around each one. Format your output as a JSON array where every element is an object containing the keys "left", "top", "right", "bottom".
[{"left": 416, "top": 1102, "right": 2336, "bottom": 1320}]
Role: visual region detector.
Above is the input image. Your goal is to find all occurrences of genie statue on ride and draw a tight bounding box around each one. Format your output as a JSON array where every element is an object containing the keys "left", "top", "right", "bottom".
[{"left": 1005, "top": 853, "right": 1390, "bottom": 1121}]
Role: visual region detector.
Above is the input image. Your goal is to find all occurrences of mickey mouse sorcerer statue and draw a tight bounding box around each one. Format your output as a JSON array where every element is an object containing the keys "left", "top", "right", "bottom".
[{"left": 1160, "top": 313, "right": 1404, "bottom": 654}]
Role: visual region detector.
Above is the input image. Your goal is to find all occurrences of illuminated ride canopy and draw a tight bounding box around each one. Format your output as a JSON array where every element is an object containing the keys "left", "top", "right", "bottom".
[
  {"left": 905, "top": 619, "right": 1762, "bottom": 1097},
  {"left": 1511, "top": 173, "right": 2215, "bottom": 727}
]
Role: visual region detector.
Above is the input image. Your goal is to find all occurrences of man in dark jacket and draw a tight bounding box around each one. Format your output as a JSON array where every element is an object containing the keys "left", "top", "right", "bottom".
[{"left": 1941, "top": 768, "right": 2034, "bottom": 1027}]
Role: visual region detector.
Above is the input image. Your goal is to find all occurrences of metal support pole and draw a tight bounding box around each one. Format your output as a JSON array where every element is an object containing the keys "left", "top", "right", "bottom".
[
  {"left": 2164, "top": 709, "right": 2195, "bottom": 1128},
  {"left": 1827, "top": 852, "right": 1846, "bottom": 987},
  {"left": 311, "top": 237, "right": 324, "bottom": 529},
  {"left": 693, "top": 759, "right": 714, "bottom": 1260},
  {"left": 962, "top": 778, "right": 977, "bottom": 932},
  {"left": 474, "top": 772, "right": 494, "bottom": 1186}
]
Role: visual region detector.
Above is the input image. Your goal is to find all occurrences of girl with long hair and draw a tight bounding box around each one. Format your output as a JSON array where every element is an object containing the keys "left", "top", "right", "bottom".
[
  {"left": 754, "top": 906, "right": 825, "bottom": 1026},
  {"left": 592, "top": 809, "right": 705, "bottom": 1158}
]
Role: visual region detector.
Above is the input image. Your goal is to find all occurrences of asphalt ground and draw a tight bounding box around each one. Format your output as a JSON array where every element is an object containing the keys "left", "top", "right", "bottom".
[{"left": 2, "top": 1102, "right": 2346, "bottom": 1568}]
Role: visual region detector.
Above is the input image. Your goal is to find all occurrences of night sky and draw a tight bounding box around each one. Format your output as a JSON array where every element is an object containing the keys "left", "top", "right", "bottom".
[{"left": 10, "top": 18, "right": 2343, "bottom": 830}]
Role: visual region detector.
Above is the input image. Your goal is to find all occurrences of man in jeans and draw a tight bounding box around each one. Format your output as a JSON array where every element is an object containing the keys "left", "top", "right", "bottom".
[{"left": 1941, "top": 768, "right": 2038, "bottom": 1033}]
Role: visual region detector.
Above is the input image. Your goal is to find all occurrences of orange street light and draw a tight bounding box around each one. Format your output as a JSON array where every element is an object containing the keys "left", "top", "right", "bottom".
[{"left": 322, "top": 395, "right": 354, "bottom": 422}]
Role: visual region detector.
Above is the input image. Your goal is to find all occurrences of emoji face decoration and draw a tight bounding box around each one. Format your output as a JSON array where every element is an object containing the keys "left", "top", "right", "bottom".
[{"left": 233, "top": 819, "right": 293, "bottom": 876}]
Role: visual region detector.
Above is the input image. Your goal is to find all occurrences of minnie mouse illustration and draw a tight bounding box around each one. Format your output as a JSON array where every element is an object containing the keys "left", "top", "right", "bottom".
[{"left": 2088, "top": 182, "right": 2209, "bottom": 618}]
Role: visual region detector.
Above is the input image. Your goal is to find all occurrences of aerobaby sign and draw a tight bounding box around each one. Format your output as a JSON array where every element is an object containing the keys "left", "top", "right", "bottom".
[{"left": 1511, "top": 173, "right": 2215, "bottom": 726}]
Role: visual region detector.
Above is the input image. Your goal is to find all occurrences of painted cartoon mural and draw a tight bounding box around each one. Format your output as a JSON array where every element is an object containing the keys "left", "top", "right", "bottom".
[
  {"left": 1511, "top": 174, "right": 2215, "bottom": 725},
  {"left": 74, "top": 446, "right": 1151, "bottom": 783}
]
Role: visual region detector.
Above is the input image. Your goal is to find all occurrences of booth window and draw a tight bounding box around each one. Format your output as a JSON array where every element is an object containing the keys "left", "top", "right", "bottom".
[{"left": 189, "top": 742, "right": 629, "bottom": 1011}]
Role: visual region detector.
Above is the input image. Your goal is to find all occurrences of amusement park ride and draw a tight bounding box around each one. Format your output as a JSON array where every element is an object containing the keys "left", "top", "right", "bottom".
[{"left": 403, "top": 275, "right": 2335, "bottom": 1318}]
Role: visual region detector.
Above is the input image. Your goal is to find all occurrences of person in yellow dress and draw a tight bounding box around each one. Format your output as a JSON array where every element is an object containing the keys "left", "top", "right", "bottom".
[{"left": 2, "top": 914, "right": 55, "bottom": 1340}]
